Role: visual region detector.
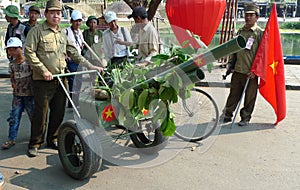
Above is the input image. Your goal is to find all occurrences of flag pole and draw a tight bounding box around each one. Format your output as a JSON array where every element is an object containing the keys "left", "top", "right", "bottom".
[{"left": 230, "top": 78, "right": 250, "bottom": 128}]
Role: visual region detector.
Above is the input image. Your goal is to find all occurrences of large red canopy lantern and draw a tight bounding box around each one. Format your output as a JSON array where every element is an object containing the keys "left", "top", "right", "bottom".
[{"left": 166, "top": 0, "right": 226, "bottom": 48}]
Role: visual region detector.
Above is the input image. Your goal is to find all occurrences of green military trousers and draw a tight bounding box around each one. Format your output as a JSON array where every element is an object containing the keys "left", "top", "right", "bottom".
[
  {"left": 29, "top": 79, "right": 67, "bottom": 149},
  {"left": 224, "top": 72, "right": 259, "bottom": 121}
]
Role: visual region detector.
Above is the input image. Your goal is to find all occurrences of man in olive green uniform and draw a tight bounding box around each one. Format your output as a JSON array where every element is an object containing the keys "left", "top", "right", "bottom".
[
  {"left": 221, "top": 4, "right": 263, "bottom": 126},
  {"left": 24, "top": 0, "right": 102, "bottom": 157}
]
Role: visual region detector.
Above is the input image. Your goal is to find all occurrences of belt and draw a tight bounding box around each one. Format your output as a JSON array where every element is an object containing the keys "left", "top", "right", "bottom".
[
  {"left": 52, "top": 76, "right": 67, "bottom": 81},
  {"left": 111, "top": 56, "right": 127, "bottom": 60}
]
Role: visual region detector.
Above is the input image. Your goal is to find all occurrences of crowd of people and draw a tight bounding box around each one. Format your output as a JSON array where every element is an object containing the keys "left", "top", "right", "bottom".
[
  {"left": 1, "top": 0, "right": 262, "bottom": 157},
  {"left": 0, "top": 0, "right": 160, "bottom": 158},
  {"left": 0, "top": 2, "right": 265, "bottom": 187}
]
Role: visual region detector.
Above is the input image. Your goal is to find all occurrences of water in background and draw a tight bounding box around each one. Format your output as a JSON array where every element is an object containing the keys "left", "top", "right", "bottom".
[
  {"left": 280, "top": 33, "right": 300, "bottom": 56},
  {"left": 210, "top": 33, "right": 300, "bottom": 56},
  {"left": 160, "top": 31, "right": 300, "bottom": 56},
  {"left": 0, "top": 30, "right": 299, "bottom": 57}
]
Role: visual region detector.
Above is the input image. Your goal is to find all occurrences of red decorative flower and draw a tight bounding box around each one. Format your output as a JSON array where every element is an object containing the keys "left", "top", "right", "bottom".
[
  {"left": 102, "top": 104, "right": 116, "bottom": 122},
  {"left": 142, "top": 108, "right": 149, "bottom": 116}
]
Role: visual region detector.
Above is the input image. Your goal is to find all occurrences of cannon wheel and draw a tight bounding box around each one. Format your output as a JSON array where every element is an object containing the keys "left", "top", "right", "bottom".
[
  {"left": 172, "top": 88, "right": 219, "bottom": 142},
  {"left": 129, "top": 119, "right": 169, "bottom": 152},
  {"left": 58, "top": 120, "right": 102, "bottom": 180}
]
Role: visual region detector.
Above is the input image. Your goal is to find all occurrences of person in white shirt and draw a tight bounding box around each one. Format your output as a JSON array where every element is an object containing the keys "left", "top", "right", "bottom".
[
  {"left": 103, "top": 11, "right": 132, "bottom": 68},
  {"left": 65, "top": 10, "right": 84, "bottom": 107}
]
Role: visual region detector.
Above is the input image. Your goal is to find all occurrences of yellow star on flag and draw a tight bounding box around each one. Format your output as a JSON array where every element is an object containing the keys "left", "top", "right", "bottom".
[
  {"left": 196, "top": 58, "right": 202, "bottom": 65},
  {"left": 270, "top": 61, "right": 278, "bottom": 75},
  {"left": 101, "top": 104, "right": 116, "bottom": 122},
  {"left": 193, "top": 55, "right": 206, "bottom": 67},
  {"left": 105, "top": 108, "right": 113, "bottom": 119},
  {"left": 194, "top": 57, "right": 202, "bottom": 67}
]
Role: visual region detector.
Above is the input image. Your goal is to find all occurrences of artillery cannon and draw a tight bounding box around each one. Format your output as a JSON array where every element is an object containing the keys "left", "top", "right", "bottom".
[
  {"left": 54, "top": 35, "right": 246, "bottom": 180},
  {"left": 135, "top": 35, "right": 246, "bottom": 89}
]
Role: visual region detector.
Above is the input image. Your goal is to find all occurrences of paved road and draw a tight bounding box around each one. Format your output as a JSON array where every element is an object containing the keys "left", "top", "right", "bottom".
[
  {"left": 0, "top": 58, "right": 300, "bottom": 189},
  {"left": 1, "top": 56, "right": 300, "bottom": 89}
]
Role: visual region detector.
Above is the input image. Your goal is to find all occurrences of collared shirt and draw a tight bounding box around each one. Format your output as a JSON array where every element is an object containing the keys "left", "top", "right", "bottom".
[
  {"left": 137, "top": 22, "right": 159, "bottom": 62},
  {"left": 234, "top": 23, "right": 263, "bottom": 74},
  {"left": 103, "top": 26, "right": 132, "bottom": 61},
  {"left": 24, "top": 21, "right": 93, "bottom": 80},
  {"left": 82, "top": 29, "right": 103, "bottom": 59},
  {"left": 23, "top": 20, "right": 38, "bottom": 29}
]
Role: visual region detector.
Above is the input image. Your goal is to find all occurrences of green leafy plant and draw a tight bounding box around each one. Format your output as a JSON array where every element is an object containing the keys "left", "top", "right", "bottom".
[
  {"left": 280, "top": 22, "right": 300, "bottom": 30},
  {"left": 102, "top": 42, "right": 202, "bottom": 136}
]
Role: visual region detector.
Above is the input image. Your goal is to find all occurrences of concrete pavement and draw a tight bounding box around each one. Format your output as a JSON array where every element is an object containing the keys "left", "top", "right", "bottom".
[
  {"left": 0, "top": 56, "right": 300, "bottom": 189},
  {"left": 0, "top": 56, "right": 300, "bottom": 89}
]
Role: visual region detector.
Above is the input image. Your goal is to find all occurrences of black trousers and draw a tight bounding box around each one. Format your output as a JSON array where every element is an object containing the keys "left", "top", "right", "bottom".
[
  {"left": 29, "top": 79, "right": 67, "bottom": 148},
  {"left": 110, "top": 56, "right": 127, "bottom": 65}
]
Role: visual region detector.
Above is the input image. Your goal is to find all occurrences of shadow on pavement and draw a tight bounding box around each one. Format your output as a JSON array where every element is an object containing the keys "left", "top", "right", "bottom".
[
  {"left": 2, "top": 153, "right": 93, "bottom": 190},
  {"left": 219, "top": 122, "right": 275, "bottom": 135},
  {"left": 0, "top": 141, "right": 30, "bottom": 160}
]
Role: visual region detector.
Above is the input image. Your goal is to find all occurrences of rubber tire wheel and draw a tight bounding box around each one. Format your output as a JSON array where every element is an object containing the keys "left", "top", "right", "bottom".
[
  {"left": 58, "top": 120, "right": 102, "bottom": 180},
  {"left": 173, "top": 88, "right": 219, "bottom": 142},
  {"left": 130, "top": 128, "right": 169, "bottom": 153}
]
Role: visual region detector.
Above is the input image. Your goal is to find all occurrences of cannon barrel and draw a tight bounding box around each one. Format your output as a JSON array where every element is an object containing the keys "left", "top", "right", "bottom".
[
  {"left": 178, "top": 35, "right": 246, "bottom": 73},
  {"left": 133, "top": 35, "right": 246, "bottom": 89},
  {"left": 186, "top": 68, "right": 205, "bottom": 83}
]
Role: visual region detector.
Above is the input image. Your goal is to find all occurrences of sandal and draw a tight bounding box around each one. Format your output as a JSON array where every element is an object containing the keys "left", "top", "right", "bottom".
[{"left": 1, "top": 140, "right": 15, "bottom": 150}]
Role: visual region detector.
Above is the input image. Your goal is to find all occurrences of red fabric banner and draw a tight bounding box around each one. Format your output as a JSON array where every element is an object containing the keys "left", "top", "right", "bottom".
[{"left": 250, "top": 3, "right": 286, "bottom": 125}]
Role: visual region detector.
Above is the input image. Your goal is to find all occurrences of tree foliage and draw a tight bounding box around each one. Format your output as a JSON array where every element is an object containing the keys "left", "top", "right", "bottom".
[{"left": 123, "top": 0, "right": 162, "bottom": 21}]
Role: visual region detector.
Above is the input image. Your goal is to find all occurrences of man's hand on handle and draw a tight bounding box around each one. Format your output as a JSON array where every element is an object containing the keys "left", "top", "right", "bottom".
[
  {"left": 43, "top": 71, "right": 53, "bottom": 81},
  {"left": 89, "top": 65, "right": 104, "bottom": 73}
]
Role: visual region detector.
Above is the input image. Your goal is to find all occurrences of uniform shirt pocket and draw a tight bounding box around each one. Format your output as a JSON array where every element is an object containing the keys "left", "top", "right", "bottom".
[
  {"left": 59, "top": 38, "right": 67, "bottom": 54},
  {"left": 42, "top": 38, "right": 55, "bottom": 52}
]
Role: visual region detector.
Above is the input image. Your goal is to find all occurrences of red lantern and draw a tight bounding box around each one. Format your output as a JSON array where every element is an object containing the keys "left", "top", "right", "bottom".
[{"left": 166, "top": 0, "right": 226, "bottom": 48}]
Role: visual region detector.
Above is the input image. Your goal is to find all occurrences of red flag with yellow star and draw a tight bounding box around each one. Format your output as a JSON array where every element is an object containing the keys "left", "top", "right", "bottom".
[
  {"left": 250, "top": 3, "right": 286, "bottom": 125},
  {"left": 193, "top": 54, "right": 206, "bottom": 68},
  {"left": 101, "top": 104, "right": 116, "bottom": 122}
]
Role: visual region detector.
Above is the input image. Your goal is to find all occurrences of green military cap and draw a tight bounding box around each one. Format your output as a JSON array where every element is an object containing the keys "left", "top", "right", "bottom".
[
  {"left": 244, "top": 4, "right": 260, "bottom": 15},
  {"left": 46, "top": 0, "right": 62, "bottom": 11},
  {"left": 87, "top": 15, "right": 97, "bottom": 22},
  {"left": 86, "top": 15, "right": 98, "bottom": 25},
  {"left": 29, "top": 5, "right": 40, "bottom": 14},
  {"left": 2, "top": 5, "right": 22, "bottom": 19}
]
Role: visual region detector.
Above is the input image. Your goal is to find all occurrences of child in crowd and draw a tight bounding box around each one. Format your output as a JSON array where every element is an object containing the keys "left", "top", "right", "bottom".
[{"left": 1, "top": 37, "right": 34, "bottom": 150}]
